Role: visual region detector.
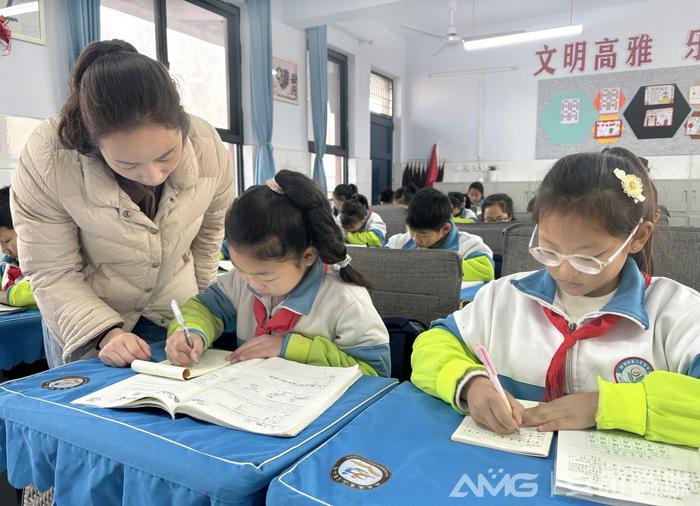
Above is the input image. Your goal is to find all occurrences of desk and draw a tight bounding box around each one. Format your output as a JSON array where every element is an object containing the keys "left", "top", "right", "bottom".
[
  {"left": 0, "top": 310, "right": 44, "bottom": 370},
  {"left": 267, "top": 382, "right": 586, "bottom": 505},
  {"left": 0, "top": 346, "right": 397, "bottom": 505}
]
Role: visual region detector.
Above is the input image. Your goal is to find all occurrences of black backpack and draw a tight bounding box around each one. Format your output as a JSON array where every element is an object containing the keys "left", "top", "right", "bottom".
[{"left": 383, "top": 317, "right": 427, "bottom": 382}]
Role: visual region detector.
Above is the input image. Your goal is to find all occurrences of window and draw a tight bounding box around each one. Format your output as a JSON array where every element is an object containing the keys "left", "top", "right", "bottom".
[
  {"left": 369, "top": 71, "right": 393, "bottom": 117},
  {"left": 308, "top": 49, "right": 348, "bottom": 194},
  {"left": 100, "top": 0, "right": 243, "bottom": 192}
]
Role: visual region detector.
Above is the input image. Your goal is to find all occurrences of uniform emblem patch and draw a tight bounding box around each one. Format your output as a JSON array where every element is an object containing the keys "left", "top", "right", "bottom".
[
  {"left": 614, "top": 357, "right": 654, "bottom": 383},
  {"left": 41, "top": 376, "right": 90, "bottom": 390}
]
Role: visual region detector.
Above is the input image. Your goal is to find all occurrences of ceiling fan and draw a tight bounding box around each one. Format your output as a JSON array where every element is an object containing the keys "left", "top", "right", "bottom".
[{"left": 399, "top": 0, "right": 523, "bottom": 56}]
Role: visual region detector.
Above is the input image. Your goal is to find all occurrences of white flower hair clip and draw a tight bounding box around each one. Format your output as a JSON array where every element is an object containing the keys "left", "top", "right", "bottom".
[{"left": 613, "top": 168, "right": 645, "bottom": 204}]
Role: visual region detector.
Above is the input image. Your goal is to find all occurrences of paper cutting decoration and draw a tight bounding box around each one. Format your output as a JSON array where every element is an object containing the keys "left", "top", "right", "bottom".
[
  {"left": 689, "top": 85, "right": 700, "bottom": 106},
  {"left": 560, "top": 99, "right": 580, "bottom": 124},
  {"left": 644, "top": 84, "right": 675, "bottom": 106},
  {"left": 686, "top": 112, "right": 700, "bottom": 139},
  {"left": 643, "top": 107, "right": 674, "bottom": 127}
]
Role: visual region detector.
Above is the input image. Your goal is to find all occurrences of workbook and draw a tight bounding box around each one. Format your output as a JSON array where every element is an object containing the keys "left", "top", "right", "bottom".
[
  {"left": 130, "top": 349, "right": 231, "bottom": 380},
  {"left": 554, "top": 429, "right": 700, "bottom": 505},
  {"left": 72, "top": 358, "right": 362, "bottom": 437},
  {"left": 0, "top": 303, "right": 23, "bottom": 313},
  {"left": 451, "top": 399, "right": 554, "bottom": 457}
]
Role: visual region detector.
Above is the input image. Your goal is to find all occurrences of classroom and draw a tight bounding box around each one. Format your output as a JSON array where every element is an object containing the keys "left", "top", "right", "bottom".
[{"left": 1, "top": 0, "right": 699, "bottom": 504}]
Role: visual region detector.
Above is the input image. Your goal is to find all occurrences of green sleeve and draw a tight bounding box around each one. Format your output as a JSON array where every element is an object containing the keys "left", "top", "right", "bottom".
[
  {"left": 6, "top": 280, "right": 38, "bottom": 309},
  {"left": 166, "top": 296, "right": 224, "bottom": 349},
  {"left": 461, "top": 255, "right": 495, "bottom": 282},
  {"left": 410, "top": 327, "right": 485, "bottom": 412},
  {"left": 596, "top": 371, "right": 700, "bottom": 447},
  {"left": 453, "top": 217, "right": 476, "bottom": 224},
  {"left": 345, "top": 230, "right": 384, "bottom": 247},
  {"left": 283, "top": 333, "right": 380, "bottom": 376}
]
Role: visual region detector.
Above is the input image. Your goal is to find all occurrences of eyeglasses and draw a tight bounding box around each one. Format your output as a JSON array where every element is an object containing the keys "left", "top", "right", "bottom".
[{"left": 528, "top": 222, "right": 641, "bottom": 275}]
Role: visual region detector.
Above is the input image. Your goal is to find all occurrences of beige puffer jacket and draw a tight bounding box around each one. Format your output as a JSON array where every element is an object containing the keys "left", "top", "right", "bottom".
[{"left": 11, "top": 115, "right": 234, "bottom": 361}]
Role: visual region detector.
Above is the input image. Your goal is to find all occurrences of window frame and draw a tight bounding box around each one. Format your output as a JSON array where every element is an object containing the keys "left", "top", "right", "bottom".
[
  {"left": 308, "top": 48, "right": 349, "bottom": 184},
  {"left": 369, "top": 70, "right": 394, "bottom": 119}
]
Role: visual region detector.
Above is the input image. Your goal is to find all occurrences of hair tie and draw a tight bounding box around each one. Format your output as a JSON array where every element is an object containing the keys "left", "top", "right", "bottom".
[
  {"left": 613, "top": 168, "right": 645, "bottom": 204},
  {"left": 335, "top": 254, "right": 352, "bottom": 269},
  {"left": 265, "top": 177, "right": 285, "bottom": 195}
]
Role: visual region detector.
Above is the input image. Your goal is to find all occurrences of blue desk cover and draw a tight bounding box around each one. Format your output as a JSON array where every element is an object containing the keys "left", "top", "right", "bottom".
[
  {"left": 0, "top": 346, "right": 397, "bottom": 505},
  {"left": 267, "top": 382, "right": 587, "bottom": 505},
  {"left": 0, "top": 310, "right": 44, "bottom": 370}
]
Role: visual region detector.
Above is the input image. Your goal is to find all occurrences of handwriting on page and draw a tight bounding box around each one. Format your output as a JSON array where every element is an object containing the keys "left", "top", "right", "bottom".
[
  {"left": 456, "top": 416, "right": 549, "bottom": 449},
  {"left": 585, "top": 431, "right": 672, "bottom": 460}
]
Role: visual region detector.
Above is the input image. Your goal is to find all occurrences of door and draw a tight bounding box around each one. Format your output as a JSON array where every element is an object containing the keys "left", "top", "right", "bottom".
[{"left": 370, "top": 113, "right": 393, "bottom": 205}]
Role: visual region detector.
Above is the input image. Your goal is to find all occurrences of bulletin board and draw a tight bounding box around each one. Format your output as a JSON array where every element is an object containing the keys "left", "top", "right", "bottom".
[{"left": 536, "top": 64, "right": 700, "bottom": 159}]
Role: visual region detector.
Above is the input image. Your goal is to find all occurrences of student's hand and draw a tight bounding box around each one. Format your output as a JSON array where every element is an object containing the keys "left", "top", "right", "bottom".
[
  {"left": 98, "top": 328, "right": 152, "bottom": 367},
  {"left": 463, "top": 376, "right": 525, "bottom": 435},
  {"left": 521, "top": 392, "right": 599, "bottom": 432},
  {"left": 227, "top": 334, "right": 286, "bottom": 364},
  {"left": 0, "top": 291, "right": 7, "bottom": 305},
  {"left": 165, "top": 330, "right": 204, "bottom": 366}
]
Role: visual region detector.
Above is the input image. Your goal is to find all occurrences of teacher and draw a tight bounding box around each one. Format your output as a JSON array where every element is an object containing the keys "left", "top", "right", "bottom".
[{"left": 11, "top": 40, "right": 234, "bottom": 367}]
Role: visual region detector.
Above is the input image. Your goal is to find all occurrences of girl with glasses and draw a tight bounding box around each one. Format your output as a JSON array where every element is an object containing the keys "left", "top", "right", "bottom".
[{"left": 411, "top": 152, "right": 700, "bottom": 447}]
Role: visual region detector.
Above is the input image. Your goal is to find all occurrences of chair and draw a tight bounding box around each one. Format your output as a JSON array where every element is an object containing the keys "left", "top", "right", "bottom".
[
  {"left": 370, "top": 205, "right": 406, "bottom": 241},
  {"left": 349, "top": 248, "right": 462, "bottom": 381},
  {"left": 349, "top": 248, "right": 462, "bottom": 325},
  {"left": 501, "top": 223, "right": 539, "bottom": 277}
]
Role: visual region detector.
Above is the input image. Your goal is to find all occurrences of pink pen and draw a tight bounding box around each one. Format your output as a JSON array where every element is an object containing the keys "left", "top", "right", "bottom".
[{"left": 474, "top": 342, "right": 512, "bottom": 416}]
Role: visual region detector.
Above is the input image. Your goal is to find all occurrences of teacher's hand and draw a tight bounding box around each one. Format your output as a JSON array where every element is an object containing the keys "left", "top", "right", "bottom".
[{"left": 98, "top": 328, "right": 152, "bottom": 367}]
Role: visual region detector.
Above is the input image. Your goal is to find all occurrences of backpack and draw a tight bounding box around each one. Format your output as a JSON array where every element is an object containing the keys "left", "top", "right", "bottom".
[{"left": 383, "top": 317, "right": 427, "bottom": 382}]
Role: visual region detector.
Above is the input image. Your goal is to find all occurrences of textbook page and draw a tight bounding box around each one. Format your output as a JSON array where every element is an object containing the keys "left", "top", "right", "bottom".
[
  {"left": 131, "top": 349, "right": 231, "bottom": 380},
  {"left": 451, "top": 399, "right": 554, "bottom": 457},
  {"left": 555, "top": 429, "right": 700, "bottom": 505},
  {"left": 177, "top": 358, "right": 362, "bottom": 437}
]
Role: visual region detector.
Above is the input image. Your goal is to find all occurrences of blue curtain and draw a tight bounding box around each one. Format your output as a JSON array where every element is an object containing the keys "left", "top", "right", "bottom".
[
  {"left": 307, "top": 26, "right": 328, "bottom": 194},
  {"left": 247, "top": 0, "right": 275, "bottom": 185},
  {"left": 66, "top": 0, "right": 100, "bottom": 69}
]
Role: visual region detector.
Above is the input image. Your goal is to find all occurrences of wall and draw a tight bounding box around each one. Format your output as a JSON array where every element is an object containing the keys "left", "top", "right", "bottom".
[
  {"left": 0, "top": 0, "right": 69, "bottom": 119},
  {"left": 402, "top": 0, "right": 700, "bottom": 180}
]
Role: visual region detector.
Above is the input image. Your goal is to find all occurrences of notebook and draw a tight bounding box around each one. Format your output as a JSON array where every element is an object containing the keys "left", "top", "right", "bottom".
[
  {"left": 555, "top": 429, "right": 700, "bottom": 505},
  {"left": 130, "top": 349, "right": 232, "bottom": 380},
  {"left": 218, "top": 260, "right": 234, "bottom": 272},
  {"left": 451, "top": 399, "right": 554, "bottom": 457},
  {"left": 72, "top": 358, "right": 362, "bottom": 437},
  {"left": 0, "top": 303, "right": 23, "bottom": 313}
]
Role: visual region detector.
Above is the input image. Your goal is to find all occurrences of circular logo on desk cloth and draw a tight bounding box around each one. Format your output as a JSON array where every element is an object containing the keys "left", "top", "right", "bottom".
[
  {"left": 41, "top": 376, "right": 90, "bottom": 390},
  {"left": 330, "top": 455, "right": 391, "bottom": 490},
  {"left": 614, "top": 357, "right": 654, "bottom": 383}
]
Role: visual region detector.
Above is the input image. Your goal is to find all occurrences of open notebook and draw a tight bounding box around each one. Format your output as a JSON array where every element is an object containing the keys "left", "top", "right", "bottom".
[
  {"left": 130, "top": 349, "right": 232, "bottom": 380},
  {"left": 555, "top": 429, "right": 700, "bottom": 505},
  {"left": 0, "top": 303, "right": 23, "bottom": 314},
  {"left": 451, "top": 399, "right": 554, "bottom": 457},
  {"left": 72, "top": 358, "right": 362, "bottom": 437}
]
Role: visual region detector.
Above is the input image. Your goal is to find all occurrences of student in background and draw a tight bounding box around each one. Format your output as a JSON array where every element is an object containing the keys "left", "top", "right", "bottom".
[
  {"left": 0, "top": 186, "right": 36, "bottom": 308},
  {"left": 481, "top": 193, "right": 515, "bottom": 222},
  {"left": 332, "top": 184, "right": 358, "bottom": 218},
  {"left": 387, "top": 188, "right": 495, "bottom": 282},
  {"left": 379, "top": 188, "right": 394, "bottom": 205},
  {"left": 468, "top": 182, "right": 485, "bottom": 217},
  {"left": 166, "top": 170, "right": 390, "bottom": 377},
  {"left": 393, "top": 184, "right": 417, "bottom": 208},
  {"left": 412, "top": 152, "right": 700, "bottom": 447},
  {"left": 449, "top": 192, "right": 477, "bottom": 223},
  {"left": 340, "top": 194, "right": 387, "bottom": 247}
]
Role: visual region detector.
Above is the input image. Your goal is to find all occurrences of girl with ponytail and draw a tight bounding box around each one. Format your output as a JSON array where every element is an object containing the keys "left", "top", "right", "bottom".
[{"left": 165, "top": 170, "right": 390, "bottom": 377}]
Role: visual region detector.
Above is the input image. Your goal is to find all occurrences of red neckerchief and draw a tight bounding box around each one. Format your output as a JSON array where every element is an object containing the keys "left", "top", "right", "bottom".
[{"left": 542, "top": 272, "right": 651, "bottom": 401}]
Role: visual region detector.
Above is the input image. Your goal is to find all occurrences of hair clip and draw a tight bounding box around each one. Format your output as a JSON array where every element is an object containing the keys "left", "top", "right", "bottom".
[
  {"left": 265, "top": 177, "right": 284, "bottom": 195},
  {"left": 335, "top": 254, "right": 352, "bottom": 269},
  {"left": 613, "top": 168, "right": 645, "bottom": 204}
]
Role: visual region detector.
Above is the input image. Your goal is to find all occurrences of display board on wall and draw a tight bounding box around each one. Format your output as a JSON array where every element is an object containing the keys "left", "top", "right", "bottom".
[{"left": 536, "top": 65, "right": 700, "bottom": 159}]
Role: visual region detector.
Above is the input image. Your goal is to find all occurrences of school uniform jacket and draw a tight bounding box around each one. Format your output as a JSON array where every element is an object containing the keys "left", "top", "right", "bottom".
[
  {"left": 168, "top": 260, "right": 391, "bottom": 377},
  {"left": 411, "top": 258, "right": 700, "bottom": 447},
  {"left": 0, "top": 255, "right": 36, "bottom": 308},
  {"left": 386, "top": 222, "right": 495, "bottom": 282},
  {"left": 344, "top": 210, "right": 387, "bottom": 247},
  {"left": 453, "top": 208, "right": 477, "bottom": 224}
]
